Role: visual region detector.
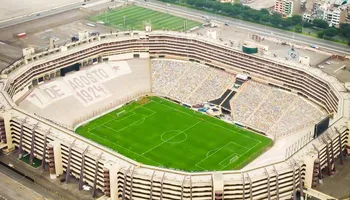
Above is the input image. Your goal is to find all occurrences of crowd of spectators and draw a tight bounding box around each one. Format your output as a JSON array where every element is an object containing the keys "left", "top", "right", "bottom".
[
  {"left": 231, "top": 82, "right": 270, "bottom": 122},
  {"left": 231, "top": 81, "right": 325, "bottom": 137},
  {"left": 188, "top": 69, "right": 233, "bottom": 104},
  {"left": 247, "top": 89, "right": 296, "bottom": 131},
  {"left": 152, "top": 60, "right": 233, "bottom": 104},
  {"left": 269, "top": 98, "right": 324, "bottom": 138},
  {"left": 152, "top": 60, "right": 187, "bottom": 95}
]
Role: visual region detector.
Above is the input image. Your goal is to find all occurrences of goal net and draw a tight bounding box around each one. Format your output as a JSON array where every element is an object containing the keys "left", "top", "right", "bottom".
[{"left": 117, "top": 110, "right": 126, "bottom": 117}]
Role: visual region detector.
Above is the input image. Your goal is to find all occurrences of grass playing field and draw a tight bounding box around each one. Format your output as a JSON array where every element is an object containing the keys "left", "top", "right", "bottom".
[
  {"left": 76, "top": 96, "right": 273, "bottom": 172},
  {"left": 89, "top": 5, "right": 202, "bottom": 31}
]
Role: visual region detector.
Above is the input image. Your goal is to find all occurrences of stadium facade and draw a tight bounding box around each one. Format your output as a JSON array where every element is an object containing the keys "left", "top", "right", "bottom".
[{"left": 0, "top": 31, "right": 349, "bottom": 200}]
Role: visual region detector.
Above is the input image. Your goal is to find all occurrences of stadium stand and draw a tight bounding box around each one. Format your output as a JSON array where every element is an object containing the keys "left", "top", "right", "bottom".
[
  {"left": 269, "top": 98, "right": 324, "bottom": 138},
  {"left": 152, "top": 60, "right": 234, "bottom": 105},
  {"left": 231, "top": 81, "right": 325, "bottom": 137}
]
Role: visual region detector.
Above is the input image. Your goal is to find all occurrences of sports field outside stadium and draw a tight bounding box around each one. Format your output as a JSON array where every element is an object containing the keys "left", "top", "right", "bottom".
[
  {"left": 76, "top": 96, "right": 273, "bottom": 171},
  {"left": 89, "top": 5, "right": 202, "bottom": 31}
]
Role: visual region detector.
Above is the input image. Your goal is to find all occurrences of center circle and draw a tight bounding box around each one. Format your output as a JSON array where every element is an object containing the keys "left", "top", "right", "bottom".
[{"left": 161, "top": 130, "right": 187, "bottom": 144}]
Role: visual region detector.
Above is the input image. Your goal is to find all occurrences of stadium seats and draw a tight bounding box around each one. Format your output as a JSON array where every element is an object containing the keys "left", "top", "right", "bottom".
[
  {"left": 231, "top": 81, "right": 324, "bottom": 137},
  {"left": 152, "top": 60, "right": 234, "bottom": 104}
]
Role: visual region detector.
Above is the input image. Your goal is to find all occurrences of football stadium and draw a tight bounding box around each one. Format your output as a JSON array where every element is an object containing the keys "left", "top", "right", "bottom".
[{"left": 0, "top": 30, "right": 349, "bottom": 200}]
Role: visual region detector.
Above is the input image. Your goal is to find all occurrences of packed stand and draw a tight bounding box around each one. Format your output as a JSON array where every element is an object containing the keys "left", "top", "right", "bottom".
[
  {"left": 230, "top": 81, "right": 270, "bottom": 122},
  {"left": 231, "top": 81, "right": 325, "bottom": 136},
  {"left": 152, "top": 60, "right": 234, "bottom": 104},
  {"left": 188, "top": 69, "right": 233, "bottom": 104},
  {"left": 169, "top": 62, "right": 209, "bottom": 101},
  {"left": 269, "top": 98, "right": 324, "bottom": 138},
  {"left": 246, "top": 89, "right": 296, "bottom": 131},
  {"left": 152, "top": 60, "right": 187, "bottom": 95}
]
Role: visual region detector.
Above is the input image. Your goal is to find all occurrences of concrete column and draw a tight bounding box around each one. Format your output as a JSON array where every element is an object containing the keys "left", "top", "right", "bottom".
[
  {"left": 212, "top": 173, "right": 224, "bottom": 200},
  {"left": 78, "top": 146, "right": 89, "bottom": 190},
  {"left": 3, "top": 113, "right": 14, "bottom": 150},
  {"left": 18, "top": 118, "right": 27, "bottom": 158},
  {"left": 180, "top": 175, "right": 185, "bottom": 200},
  {"left": 241, "top": 173, "right": 245, "bottom": 200},
  {"left": 29, "top": 123, "right": 38, "bottom": 165},
  {"left": 264, "top": 168, "right": 271, "bottom": 200},
  {"left": 92, "top": 153, "right": 102, "bottom": 198},
  {"left": 122, "top": 166, "right": 131, "bottom": 200},
  {"left": 160, "top": 172, "right": 165, "bottom": 199},
  {"left": 65, "top": 140, "right": 75, "bottom": 183},
  {"left": 273, "top": 166, "right": 279, "bottom": 199},
  {"left": 50, "top": 140, "right": 63, "bottom": 177},
  {"left": 105, "top": 161, "right": 119, "bottom": 200},
  {"left": 41, "top": 131, "right": 50, "bottom": 170}
]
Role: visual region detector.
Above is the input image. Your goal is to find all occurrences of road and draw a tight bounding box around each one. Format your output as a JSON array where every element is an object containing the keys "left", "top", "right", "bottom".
[
  {"left": 0, "top": 0, "right": 349, "bottom": 54},
  {"left": 135, "top": 0, "right": 350, "bottom": 54},
  {"left": 0, "top": 0, "right": 102, "bottom": 29},
  {"left": 0, "top": 165, "right": 55, "bottom": 200}
]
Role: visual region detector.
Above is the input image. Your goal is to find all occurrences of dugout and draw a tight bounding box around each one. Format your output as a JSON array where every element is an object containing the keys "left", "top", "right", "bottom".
[{"left": 60, "top": 63, "right": 81, "bottom": 76}]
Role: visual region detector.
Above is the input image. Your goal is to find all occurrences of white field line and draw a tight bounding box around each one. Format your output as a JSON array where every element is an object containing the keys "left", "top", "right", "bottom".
[
  {"left": 195, "top": 142, "right": 236, "bottom": 169},
  {"left": 106, "top": 112, "right": 156, "bottom": 133},
  {"left": 219, "top": 141, "right": 262, "bottom": 170},
  {"left": 151, "top": 100, "right": 262, "bottom": 144},
  {"left": 219, "top": 154, "right": 239, "bottom": 167},
  {"left": 89, "top": 101, "right": 153, "bottom": 132},
  {"left": 114, "top": 112, "right": 136, "bottom": 122},
  {"left": 141, "top": 120, "right": 202, "bottom": 156}
]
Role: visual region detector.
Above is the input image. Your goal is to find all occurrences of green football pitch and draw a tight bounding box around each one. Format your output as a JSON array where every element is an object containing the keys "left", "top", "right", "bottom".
[
  {"left": 89, "top": 5, "right": 202, "bottom": 31},
  {"left": 76, "top": 96, "right": 272, "bottom": 172}
]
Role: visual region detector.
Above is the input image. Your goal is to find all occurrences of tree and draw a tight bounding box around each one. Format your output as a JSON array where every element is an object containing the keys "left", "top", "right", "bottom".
[
  {"left": 294, "top": 24, "right": 302, "bottom": 33},
  {"left": 281, "top": 18, "right": 293, "bottom": 29},
  {"left": 339, "top": 23, "right": 350, "bottom": 38},
  {"left": 313, "top": 19, "right": 329, "bottom": 29},
  {"left": 303, "top": 22, "right": 313, "bottom": 28},
  {"left": 317, "top": 30, "right": 324, "bottom": 38},
  {"left": 324, "top": 27, "right": 338, "bottom": 38},
  {"left": 290, "top": 15, "right": 302, "bottom": 25},
  {"left": 260, "top": 14, "right": 270, "bottom": 23},
  {"left": 270, "top": 13, "right": 282, "bottom": 27},
  {"left": 259, "top": 9, "right": 269, "bottom": 16}
]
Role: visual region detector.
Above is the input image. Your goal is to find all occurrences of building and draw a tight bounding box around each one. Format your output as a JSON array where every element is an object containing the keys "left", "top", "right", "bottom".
[
  {"left": 324, "top": 7, "right": 346, "bottom": 27},
  {"left": 274, "top": 0, "right": 301, "bottom": 17},
  {"left": 302, "top": 0, "right": 348, "bottom": 27},
  {"left": 0, "top": 31, "right": 349, "bottom": 200}
]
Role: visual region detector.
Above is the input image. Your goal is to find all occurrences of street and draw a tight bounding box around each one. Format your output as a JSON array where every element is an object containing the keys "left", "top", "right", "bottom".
[
  {"left": 0, "top": 0, "right": 349, "bottom": 54},
  {"left": 134, "top": 0, "right": 350, "bottom": 54},
  {"left": 0, "top": 164, "right": 54, "bottom": 200}
]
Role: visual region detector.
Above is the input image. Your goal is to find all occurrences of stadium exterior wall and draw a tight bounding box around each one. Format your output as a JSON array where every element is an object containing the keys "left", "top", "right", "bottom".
[{"left": 0, "top": 31, "right": 349, "bottom": 200}]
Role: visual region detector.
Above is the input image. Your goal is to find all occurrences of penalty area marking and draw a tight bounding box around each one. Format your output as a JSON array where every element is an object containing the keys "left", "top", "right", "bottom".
[{"left": 195, "top": 141, "right": 252, "bottom": 171}]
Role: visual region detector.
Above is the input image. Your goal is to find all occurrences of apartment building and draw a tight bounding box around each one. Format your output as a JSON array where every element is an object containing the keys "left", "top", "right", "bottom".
[{"left": 274, "top": 0, "right": 301, "bottom": 17}]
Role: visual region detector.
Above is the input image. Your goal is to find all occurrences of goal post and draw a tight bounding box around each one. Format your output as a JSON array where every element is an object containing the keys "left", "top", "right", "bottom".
[{"left": 117, "top": 110, "right": 126, "bottom": 117}]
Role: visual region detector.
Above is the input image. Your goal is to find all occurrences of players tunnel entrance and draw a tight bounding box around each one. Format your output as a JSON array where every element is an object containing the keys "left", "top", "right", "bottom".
[{"left": 60, "top": 63, "right": 81, "bottom": 76}]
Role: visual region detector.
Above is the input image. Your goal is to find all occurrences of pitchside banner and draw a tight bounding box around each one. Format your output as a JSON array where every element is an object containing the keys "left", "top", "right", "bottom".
[{"left": 27, "top": 61, "right": 131, "bottom": 108}]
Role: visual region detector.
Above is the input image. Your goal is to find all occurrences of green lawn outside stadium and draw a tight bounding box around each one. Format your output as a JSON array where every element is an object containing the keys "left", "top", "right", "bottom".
[
  {"left": 89, "top": 5, "right": 202, "bottom": 31},
  {"left": 76, "top": 96, "right": 273, "bottom": 172}
]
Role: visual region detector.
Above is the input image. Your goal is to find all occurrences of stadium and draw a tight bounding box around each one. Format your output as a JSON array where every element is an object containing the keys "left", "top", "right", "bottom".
[{"left": 0, "top": 30, "right": 349, "bottom": 200}]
